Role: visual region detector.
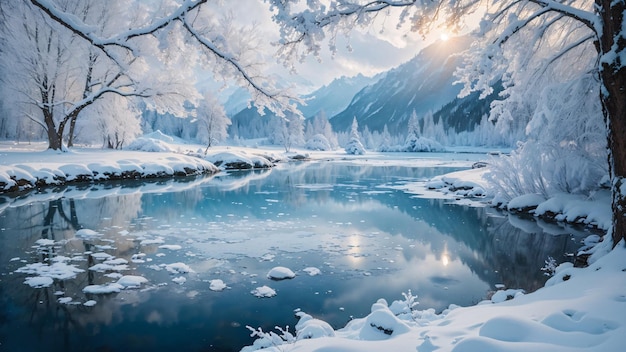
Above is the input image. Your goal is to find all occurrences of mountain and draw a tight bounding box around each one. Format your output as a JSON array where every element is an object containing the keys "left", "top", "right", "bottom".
[
  {"left": 299, "top": 73, "right": 379, "bottom": 118},
  {"left": 330, "top": 36, "right": 474, "bottom": 134},
  {"left": 228, "top": 74, "right": 377, "bottom": 139}
]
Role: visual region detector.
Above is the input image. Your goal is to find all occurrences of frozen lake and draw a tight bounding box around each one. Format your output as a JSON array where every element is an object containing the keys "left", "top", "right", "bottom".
[{"left": 0, "top": 160, "right": 591, "bottom": 351}]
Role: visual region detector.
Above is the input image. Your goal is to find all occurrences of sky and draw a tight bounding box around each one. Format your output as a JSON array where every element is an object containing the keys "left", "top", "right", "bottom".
[{"left": 212, "top": 0, "right": 453, "bottom": 92}]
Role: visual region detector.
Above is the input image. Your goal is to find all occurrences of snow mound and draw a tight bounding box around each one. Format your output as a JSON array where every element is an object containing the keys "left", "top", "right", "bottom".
[
  {"left": 142, "top": 130, "right": 175, "bottom": 143},
  {"left": 126, "top": 137, "right": 175, "bottom": 153},
  {"left": 508, "top": 193, "right": 546, "bottom": 212},
  {"left": 267, "top": 266, "right": 296, "bottom": 280},
  {"left": 295, "top": 312, "right": 335, "bottom": 340},
  {"left": 205, "top": 151, "right": 273, "bottom": 170}
]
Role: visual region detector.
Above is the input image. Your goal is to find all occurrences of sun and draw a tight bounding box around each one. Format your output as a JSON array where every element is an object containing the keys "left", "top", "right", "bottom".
[{"left": 440, "top": 33, "right": 450, "bottom": 41}]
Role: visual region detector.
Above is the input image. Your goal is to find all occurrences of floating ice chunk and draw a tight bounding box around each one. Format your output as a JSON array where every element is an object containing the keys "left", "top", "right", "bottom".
[
  {"left": 260, "top": 253, "right": 275, "bottom": 261},
  {"left": 75, "top": 229, "right": 102, "bottom": 238},
  {"left": 131, "top": 253, "right": 146, "bottom": 263},
  {"left": 58, "top": 297, "right": 73, "bottom": 304},
  {"left": 9, "top": 257, "right": 20, "bottom": 262},
  {"left": 209, "top": 279, "right": 228, "bottom": 292},
  {"left": 303, "top": 267, "right": 321, "bottom": 276},
  {"left": 267, "top": 266, "right": 296, "bottom": 280},
  {"left": 165, "top": 262, "right": 194, "bottom": 274},
  {"left": 16, "top": 262, "right": 84, "bottom": 280},
  {"left": 172, "top": 276, "right": 186, "bottom": 285},
  {"left": 24, "top": 276, "right": 53, "bottom": 288},
  {"left": 91, "top": 252, "right": 114, "bottom": 260},
  {"left": 117, "top": 275, "right": 148, "bottom": 288},
  {"left": 104, "top": 258, "right": 128, "bottom": 265},
  {"left": 35, "top": 239, "right": 55, "bottom": 247},
  {"left": 104, "top": 273, "right": 123, "bottom": 279},
  {"left": 140, "top": 238, "right": 165, "bottom": 245},
  {"left": 251, "top": 285, "right": 276, "bottom": 298},
  {"left": 89, "top": 263, "right": 129, "bottom": 272},
  {"left": 83, "top": 300, "right": 97, "bottom": 307},
  {"left": 159, "top": 244, "right": 182, "bottom": 250},
  {"left": 83, "top": 283, "right": 124, "bottom": 294}
]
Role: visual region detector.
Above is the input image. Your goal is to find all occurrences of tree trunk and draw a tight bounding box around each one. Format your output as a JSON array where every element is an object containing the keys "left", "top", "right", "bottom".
[
  {"left": 598, "top": 1, "right": 626, "bottom": 247},
  {"left": 67, "top": 114, "right": 78, "bottom": 147},
  {"left": 43, "top": 109, "right": 63, "bottom": 150}
]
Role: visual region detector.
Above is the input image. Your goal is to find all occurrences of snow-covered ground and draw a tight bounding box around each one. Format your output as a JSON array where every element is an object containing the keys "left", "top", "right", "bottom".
[{"left": 1, "top": 139, "right": 622, "bottom": 351}]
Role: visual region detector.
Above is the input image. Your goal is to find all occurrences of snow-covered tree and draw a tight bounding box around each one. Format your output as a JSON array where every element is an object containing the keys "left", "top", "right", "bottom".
[
  {"left": 0, "top": 1, "right": 198, "bottom": 150},
  {"left": 196, "top": 94, "right": 231, "bottom": 153},
  {"left": 78, "top": 95, "right": 142, "bottom": 149},
  {"left": 272, "top": 114, "right": 305, "bottom": 152},
  {"left": 27, "top": 0, "right": 299, "bottom": 116},
  {"left": 267, "top": 0, "right": 626, "bottom": 247},
  {"left": 345, "top": 117, "right": 366, "bottom": 155},
  {"left": 312, "top": 111, "right": 339, "bottom": 149}
]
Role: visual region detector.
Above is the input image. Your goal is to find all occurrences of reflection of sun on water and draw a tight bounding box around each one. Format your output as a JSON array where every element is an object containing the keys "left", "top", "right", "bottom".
[
  {"left": 441, "top": 253, "right": 450, "bottom": 266},
  {"left": 347, "top": 234, "right": 363, "bottom": 266},
  {"left": 441, "top": 243, "right": 450, "bottom": 266}
]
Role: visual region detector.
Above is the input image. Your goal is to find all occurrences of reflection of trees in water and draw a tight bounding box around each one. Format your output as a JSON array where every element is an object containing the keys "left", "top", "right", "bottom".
[
  {"left": 0, "top": 193, "right": 146, "bottom": 351},
  {"left": 362, "top": 182, "right": 590, "bottom": 293}
]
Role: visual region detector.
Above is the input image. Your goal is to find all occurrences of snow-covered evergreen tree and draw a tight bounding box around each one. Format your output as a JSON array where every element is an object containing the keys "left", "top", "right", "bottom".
[
  {"left": 403, "top": 111, "right": 444, "bottom": 152},
  {"left": 344, "top": 117, "right": 366, "bottom": 155}
]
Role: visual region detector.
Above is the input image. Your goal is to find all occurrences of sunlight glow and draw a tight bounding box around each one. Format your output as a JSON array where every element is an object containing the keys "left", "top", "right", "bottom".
[
  {"left": 442, "top": 253, "right": 450, "bottom": 266},
  {"left": 440, "top": 33, "right": 450, "bottom": 41}
]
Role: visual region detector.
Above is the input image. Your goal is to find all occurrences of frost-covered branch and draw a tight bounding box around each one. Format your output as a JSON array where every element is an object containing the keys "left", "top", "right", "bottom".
[{"left": 29, "top": 0, "right": 294, "bottom": 114}]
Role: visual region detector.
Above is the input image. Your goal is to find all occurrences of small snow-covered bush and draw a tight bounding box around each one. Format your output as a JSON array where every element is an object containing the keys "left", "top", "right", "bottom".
[
  {"left": 487, "top": 141, "right": 607, "bottom": 202},
  {"left": 305, "top": 134, "right": 332, "bottom": 151},
  {"left": 402, "top": 135, "right": 445, "bottom": 152}
]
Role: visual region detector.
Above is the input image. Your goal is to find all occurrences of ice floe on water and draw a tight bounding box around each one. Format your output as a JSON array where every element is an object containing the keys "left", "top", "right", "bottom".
[
  {"left": 24, "top": 276, "right": 54, "bottom": 288},
  {"left": 267, "top": 266, "right": 296, "bottom": 280},
  {"left": 172, "top": 276, "right": 187, "bottom": 285},
  {"left": 251, "top": 285, "right": 277, "bottom": 298},
  {"left": 302, "top": 267, "right": 321, "bottom": 276},
  {"left": 165, "top": 262, "right": 195, "bottom": 274},
  {"left": 159, "top": 244, "right": 182, "bottom": 250},
  {"left": 209, "top": 279, "right": 228, "bottom": 291},
  {"left": 117, "top": 275, "right": 149, "bottom": 288}
]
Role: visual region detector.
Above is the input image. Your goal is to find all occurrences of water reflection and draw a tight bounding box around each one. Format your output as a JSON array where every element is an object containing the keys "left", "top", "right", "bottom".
[{"left": 0, "top": 161, "right": 592, "bottom": 351}]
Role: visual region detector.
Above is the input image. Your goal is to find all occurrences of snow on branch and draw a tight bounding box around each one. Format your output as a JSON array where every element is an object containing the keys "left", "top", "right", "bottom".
[
  {"left": 29, "top": 0, "right": 296, "bottom": 115},
  {"left": 526, "top": 0, "right": 600, "bottom": 36}
]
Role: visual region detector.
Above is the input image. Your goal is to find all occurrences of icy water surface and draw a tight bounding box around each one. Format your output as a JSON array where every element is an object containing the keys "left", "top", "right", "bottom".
[{"left": 0, "top": 161, "right": 591, "bottom": 351}]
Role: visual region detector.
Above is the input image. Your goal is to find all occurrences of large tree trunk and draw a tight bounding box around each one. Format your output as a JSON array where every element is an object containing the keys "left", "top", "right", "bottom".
[
  {"left": 43, "top": 109, "right": 63, "bottom": 150},
  {"left": 598, "top": 1, "right": 626, "bottom": 247}
]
